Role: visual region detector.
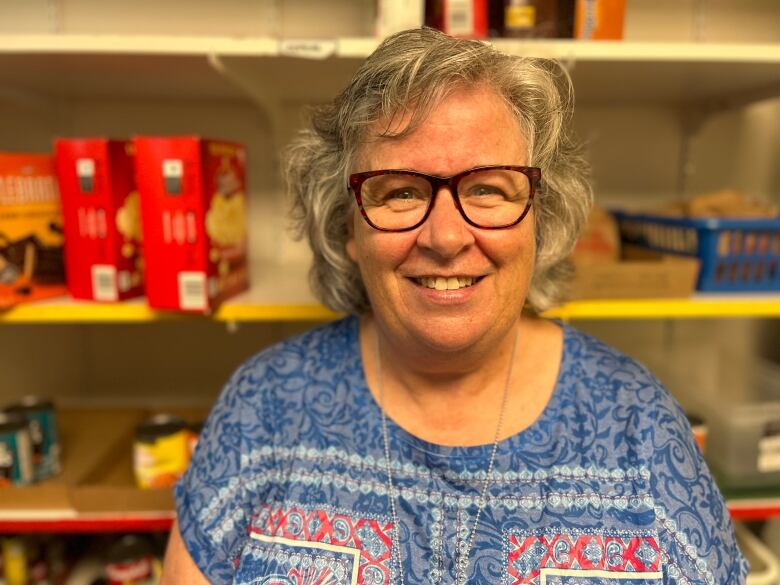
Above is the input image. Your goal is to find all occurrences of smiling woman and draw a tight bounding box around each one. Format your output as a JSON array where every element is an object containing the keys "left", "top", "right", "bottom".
[{"left": 161, "top": 28, "right": 747, "bottom": 585}]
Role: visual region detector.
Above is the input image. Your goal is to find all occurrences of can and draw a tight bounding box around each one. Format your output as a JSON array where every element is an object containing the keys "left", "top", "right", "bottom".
[
  {"left": 2, "top": 537, "right": 28, "bottom": 585},
  {"left": 5, "top": 396, "right": 60, "bottom": 481},
  {"left": 0, "top": 412, "right": 34, "bottom": 486},
  {"left": 133, "top": 414, "right": 189, "bottom": 489},
  {"left": 105, "top": 535, "right": 155, "bottom": 585}
]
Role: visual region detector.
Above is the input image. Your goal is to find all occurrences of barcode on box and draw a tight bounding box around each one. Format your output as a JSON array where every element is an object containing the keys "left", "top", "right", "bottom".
[
  {"left": 446, "top": 0, "right": 473, "bottom": 35},
  {"left": 92, "top": 265, "right": 118, "bottom": 302},
  {"left": 178, "top": 271, "right": 207, "bottom": 311}
]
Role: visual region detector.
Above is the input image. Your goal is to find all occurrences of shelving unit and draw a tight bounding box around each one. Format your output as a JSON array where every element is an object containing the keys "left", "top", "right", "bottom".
[{"left": 0, "top": 0, "right": 778, "bottom": 540}]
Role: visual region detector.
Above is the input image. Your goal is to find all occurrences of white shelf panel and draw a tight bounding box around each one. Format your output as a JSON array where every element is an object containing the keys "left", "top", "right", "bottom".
[{"left": 0, "top": 35, "right": 777, "bottom": 104}]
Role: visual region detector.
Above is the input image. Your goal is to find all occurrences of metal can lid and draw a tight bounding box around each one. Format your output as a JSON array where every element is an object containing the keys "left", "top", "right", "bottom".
[
  {"left": 0, "top": 411, "right": 29, "bottom": 432},
  {"left": 136, "top": 414, "right": 187, "bottom": 443},
  {"left": 6, "top": 396, "right": 55, "bottom": 413}
]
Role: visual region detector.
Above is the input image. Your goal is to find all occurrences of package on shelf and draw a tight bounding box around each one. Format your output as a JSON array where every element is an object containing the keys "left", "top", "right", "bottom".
[
  {"left": 0, "top": 152, "right": 67, "bottom": 309},
  {"left": 55, "top": 138, "right": 144, "bottom": 303},
  {"left": 574, "top": 0, "right": 625, "bottom": 40},
  {"left": 425, "top": 0, "right": 489, "bottom": 38},
  {"left": 706, "top": 358, "right": 780, "bottom": 490},
  {"left": 500, "top": 0, "right": 574, "bottom": 38},
  {"left": 377, "top": 0, "right": 425, "bottom": 37},
  {"left": 133, "top": 136, "right": 249, "bottom": 313}
]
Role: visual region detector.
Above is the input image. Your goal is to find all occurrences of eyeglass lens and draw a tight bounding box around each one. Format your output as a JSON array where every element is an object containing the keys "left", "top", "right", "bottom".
[{"left": 359, "top": 168, "right": 531, "bottom": 230}]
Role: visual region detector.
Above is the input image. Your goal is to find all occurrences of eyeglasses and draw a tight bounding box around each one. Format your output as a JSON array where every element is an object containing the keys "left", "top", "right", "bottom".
[{"left": 348, "top": 165, "right": 540, "bottom": 232}]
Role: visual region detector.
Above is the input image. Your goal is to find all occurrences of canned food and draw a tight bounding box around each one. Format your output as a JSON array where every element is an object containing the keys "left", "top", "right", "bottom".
[
  {"left": 133, "top": 414, "right": 189, "bottom": 489},
  {"left": 105, "top": 535, "right": 155, "bottom": 585},
  {"left": 2, "top": 537, "right": 28, "bottom": 585},
  {"left": 5, "top": 396, "right": 60, "bottom": 481},
  {"left": 0, "top": 412, "right": 34, "bottom": 486}
]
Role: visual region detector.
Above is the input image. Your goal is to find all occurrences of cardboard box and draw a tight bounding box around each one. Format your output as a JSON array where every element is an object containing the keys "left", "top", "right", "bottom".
[
  {"left": 0, "top": 153, "right": 67, "bottom": 309},
  {"left": 55, "top": 139, "right": 144, "bottom": 302},
  {"left": 574, "top": 0, "right": 625, "bottom": 40},
  {"left": 570, "top": 249, "right": 700, "bottom": 300},
  {"left": 426, "top": 0, "right": 488, "bottom": 38},
  {"left": 134, "top": 137, "right": 249, "bottom": 313}
]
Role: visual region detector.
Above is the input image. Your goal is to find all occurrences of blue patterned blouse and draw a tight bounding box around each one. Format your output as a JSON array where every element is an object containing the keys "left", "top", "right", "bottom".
[{"left": 176, "top": 316, "right": 748, "bottom": 584}]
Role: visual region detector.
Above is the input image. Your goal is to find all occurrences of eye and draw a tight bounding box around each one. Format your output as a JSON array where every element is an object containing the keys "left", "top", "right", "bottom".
[
  {"left": 470, "top": 184, "right": 506, "bottom": 197},
  {"left": 386, "top": 188, "right": 419, "bottom": 200}
]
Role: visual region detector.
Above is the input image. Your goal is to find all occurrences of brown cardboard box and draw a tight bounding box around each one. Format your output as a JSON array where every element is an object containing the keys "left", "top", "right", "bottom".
[{"left": 570, "top": 248, "right": 700, "bottom": 300}]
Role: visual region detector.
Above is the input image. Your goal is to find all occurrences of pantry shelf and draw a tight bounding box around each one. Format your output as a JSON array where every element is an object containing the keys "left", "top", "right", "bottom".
[
  {"left": 0, "top": 35, "right": 777, "bottom": 105},
  {"left": 1, "top": 295, "right": 779, "bottom": 323}
]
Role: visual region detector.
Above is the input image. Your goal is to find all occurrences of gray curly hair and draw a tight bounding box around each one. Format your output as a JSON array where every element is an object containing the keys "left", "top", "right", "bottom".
[{"left": 287, "top": 27, "right": 592, "bottom": 314}]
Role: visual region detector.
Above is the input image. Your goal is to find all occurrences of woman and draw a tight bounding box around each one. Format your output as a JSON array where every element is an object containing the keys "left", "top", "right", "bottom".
[{"left": 163, "top": 28, "right": 746, "bottom": 584}]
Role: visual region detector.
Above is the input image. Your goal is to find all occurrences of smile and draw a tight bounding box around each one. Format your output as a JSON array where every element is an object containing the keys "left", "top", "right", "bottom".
[{"left": 411, "top": 276, "right": 484, "bottom": 290}]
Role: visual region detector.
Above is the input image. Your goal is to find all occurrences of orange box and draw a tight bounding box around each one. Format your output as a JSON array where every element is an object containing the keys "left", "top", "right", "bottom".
[
  {"left": 574, "top": 0, "right": 625, "bottom": 40},
  {"left": 0, "top": 153, "right": 67, "bottom": 309}
]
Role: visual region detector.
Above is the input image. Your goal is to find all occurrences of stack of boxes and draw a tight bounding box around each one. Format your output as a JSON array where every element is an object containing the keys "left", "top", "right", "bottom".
[{"left": 0, "top": 137, "right": 249, "bottom": 313}]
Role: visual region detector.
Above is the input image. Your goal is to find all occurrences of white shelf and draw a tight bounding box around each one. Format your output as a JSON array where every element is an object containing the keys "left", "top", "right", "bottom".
[{"left": 0, "top": 35, "right": 777, "bottom": 105}]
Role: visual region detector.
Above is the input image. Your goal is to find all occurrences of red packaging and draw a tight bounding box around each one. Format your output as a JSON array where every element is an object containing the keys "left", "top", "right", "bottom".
[
  {"left": 0, "top": 153, "right": 67, "bottom": 309},
  {"left": 426, "top": 0, "right": 488, "bottom": 38},
  {"left": 133, "top": 137, "right": 248, "bottom": 313},
  {"left": 55, "top": 139, "right": 144, "bottom": 302}
]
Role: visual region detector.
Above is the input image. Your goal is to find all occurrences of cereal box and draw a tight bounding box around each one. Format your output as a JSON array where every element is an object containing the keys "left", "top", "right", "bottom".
[
  {"left": 0, "top": 153, "right": 66, "bottom": 309},
  {"left": 55, "top": 139, "right": 144, "bottom": 302},
  {"left": 133, "top": 137, "right": 248, "bottom": 313}
]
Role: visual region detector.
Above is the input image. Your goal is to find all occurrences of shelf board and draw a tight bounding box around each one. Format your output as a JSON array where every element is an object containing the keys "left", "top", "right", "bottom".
[
  {"left": 2, "top": 295, "right": 779, "bottom": 323},
  {"left": 0, "top": 35, "right": 776, "bottom": 104}
]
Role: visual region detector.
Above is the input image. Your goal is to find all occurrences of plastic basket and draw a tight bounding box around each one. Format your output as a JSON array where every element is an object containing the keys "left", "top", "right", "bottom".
[{"left": 613, "top": 211, "right": 780, "bottom": 293}]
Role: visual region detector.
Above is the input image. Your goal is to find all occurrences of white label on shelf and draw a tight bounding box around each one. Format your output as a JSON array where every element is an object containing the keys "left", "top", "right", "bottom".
[
  {"left": 446, "top": 0, "right": 473, "bottom": 36},
  {"left": 279, "top": 39, "right": 336, "bottom": 60},
  {"left": 758, "top": 429, "right": 780, "bottom": 473},
  {"left": 178, "top": 271, "right": 208, "bottom": 311},
  {"left": 92, "top": 265, "right": 118, "bottom": 302}
]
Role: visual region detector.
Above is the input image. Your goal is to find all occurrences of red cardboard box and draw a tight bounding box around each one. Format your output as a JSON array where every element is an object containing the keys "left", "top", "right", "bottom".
[
  {"left": 0, "top": 153, "right": 67, "bottom": 309},
  {"left": 133, "top": 137, "right": 248, "bottom": 313},
  {"left": 55, "top": 139, "right": 144, "bottom": 302}
]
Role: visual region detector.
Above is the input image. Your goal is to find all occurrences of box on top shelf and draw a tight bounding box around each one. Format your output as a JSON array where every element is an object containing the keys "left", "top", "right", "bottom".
[
  {"left": 0, "top": 153, "right": 67, "bottom": 309},
  {"left": 574, "top": 0, "right": 625, "bottom": 40},
  {"left": 133, "top": 137, "right": 248, "bottom": 313},
  {"left": 55, "top": 139, "right": 144, "bottom": 302}
]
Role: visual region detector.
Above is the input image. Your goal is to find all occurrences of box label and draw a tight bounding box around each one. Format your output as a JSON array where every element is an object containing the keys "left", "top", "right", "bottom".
[{"left": 178, "top": 271, "right": 207, "bottom": 311}]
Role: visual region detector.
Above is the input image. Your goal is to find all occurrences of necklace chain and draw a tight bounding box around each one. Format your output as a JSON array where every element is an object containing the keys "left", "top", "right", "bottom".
[{"left": 376, "top": 329, "right": 519, "bottom": 585}]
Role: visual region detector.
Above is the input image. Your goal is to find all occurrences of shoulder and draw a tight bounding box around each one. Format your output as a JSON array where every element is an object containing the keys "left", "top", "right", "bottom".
[
  {"left": 227, "top": 315, "right": 360, "bottom": 399},
  {"left": 560, "top": 324, "right": 669, "bottom": 409}
]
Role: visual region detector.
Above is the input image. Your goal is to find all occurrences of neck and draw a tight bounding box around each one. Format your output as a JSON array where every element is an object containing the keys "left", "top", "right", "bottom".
[{"left": 361, "top": 314, "right": 522, "bottom": 444}]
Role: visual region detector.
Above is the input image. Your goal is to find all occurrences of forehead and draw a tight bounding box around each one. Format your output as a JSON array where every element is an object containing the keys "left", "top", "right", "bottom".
[{"left": 356, "top": 86, "right": 527, "bottom": 174}]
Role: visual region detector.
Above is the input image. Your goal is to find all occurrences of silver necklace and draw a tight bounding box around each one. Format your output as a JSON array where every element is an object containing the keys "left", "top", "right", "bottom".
[{"left": 376, "top": 329, "right": 519, "bottom": 585}]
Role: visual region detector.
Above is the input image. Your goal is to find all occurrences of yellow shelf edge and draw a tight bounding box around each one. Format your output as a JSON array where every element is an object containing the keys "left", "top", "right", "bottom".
[{"left": 2, "top": 297, "right": 779, "bottom": 324}]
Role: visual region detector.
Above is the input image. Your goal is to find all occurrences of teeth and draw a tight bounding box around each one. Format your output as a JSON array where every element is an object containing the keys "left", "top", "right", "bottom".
[{"left": 416, "top": 276, "right": 477, "bottom": 290}]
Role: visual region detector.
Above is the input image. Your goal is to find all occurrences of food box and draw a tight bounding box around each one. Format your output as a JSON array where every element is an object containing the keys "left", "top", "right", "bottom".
[
  {"left": 426, "top": 0, "right": 488, "bottom": 38},
  {"left": 133, "top": 137, "right": 248, "bottom": 313},
  {"left": 574, "top": 0, "right": 625, "bottom": 40},
  {"left": 570, "top": 247, "right": 699, "bottom": 300},
  {"left": 0, "top": 153, "right": 67, "bottom": 309},
  {"left": 55, "top": 139, "right": 144, "bottom": 302}
]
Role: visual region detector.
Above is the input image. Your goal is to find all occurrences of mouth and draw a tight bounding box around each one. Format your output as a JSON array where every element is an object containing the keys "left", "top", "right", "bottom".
[{"left": 410, "top": 275, "right": 485, "bottom": 291}]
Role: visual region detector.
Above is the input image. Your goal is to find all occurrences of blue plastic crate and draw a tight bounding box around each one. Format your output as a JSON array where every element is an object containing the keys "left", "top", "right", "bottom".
[{"left": 612, "top": 211, "right": 780, "bottom": 293}]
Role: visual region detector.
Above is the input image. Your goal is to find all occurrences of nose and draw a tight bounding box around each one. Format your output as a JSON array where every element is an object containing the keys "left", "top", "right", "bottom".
[{"left": 415, "top": 188, "right": 475, "bottom": 258}]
